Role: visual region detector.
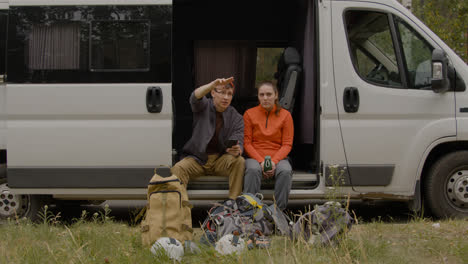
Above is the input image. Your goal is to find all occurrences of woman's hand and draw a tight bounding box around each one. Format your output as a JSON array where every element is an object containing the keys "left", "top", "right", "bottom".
[{"left": 262, "top": 160, "right": 276, "bottom": 179}]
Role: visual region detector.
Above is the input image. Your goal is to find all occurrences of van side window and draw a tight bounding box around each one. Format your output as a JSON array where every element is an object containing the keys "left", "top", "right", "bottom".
[
  {"left": 90, "top": 20, "right": 150, "bottom": 72},
  {"left": 7, "top": 6, "right": 171, "bottom": 83},
  {"left": 345, "top": 11, "right": 402, "bottom": 87},
  {"left": 256, "top": 47, "right": 283, "bottom": 88},
  {"left": 395, "top": 17, "right": 434, "bottom": 89}
]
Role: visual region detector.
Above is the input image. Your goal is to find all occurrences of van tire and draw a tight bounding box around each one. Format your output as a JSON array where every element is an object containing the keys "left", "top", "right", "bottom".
[
  {"left": 424, "top": 151, "right": 468, "bottom": 218},
  {"left": 0, "top": 178, "right": 49, "bottom": 221}
]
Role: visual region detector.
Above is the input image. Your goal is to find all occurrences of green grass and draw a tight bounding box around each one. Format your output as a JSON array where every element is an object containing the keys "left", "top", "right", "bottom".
[{"left": 1, "top": 213, "right": 467, "bottom": 264}]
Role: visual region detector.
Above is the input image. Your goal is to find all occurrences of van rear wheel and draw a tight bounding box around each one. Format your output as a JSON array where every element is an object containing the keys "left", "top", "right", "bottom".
[
  {"left": 0, "top": 178, "right": 48, "bottom": 221},
  {"left": 425, "top": 151, "right": 468, "bottom": 218}
]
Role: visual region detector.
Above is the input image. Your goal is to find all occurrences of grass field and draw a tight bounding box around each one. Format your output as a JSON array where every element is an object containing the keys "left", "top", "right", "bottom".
[{"left": 0, "top": 206, "right": 467, "bottom": 264}]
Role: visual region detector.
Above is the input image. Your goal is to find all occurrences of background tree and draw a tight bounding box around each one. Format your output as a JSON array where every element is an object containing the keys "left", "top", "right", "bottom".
[{"left": 399, "top": 0, "right": 468, "bottom": 63}]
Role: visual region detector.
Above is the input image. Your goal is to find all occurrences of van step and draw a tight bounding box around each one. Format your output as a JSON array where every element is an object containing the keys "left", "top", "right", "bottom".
[{"left": 187, "top": 171, "right": 318, "bottom": 190}]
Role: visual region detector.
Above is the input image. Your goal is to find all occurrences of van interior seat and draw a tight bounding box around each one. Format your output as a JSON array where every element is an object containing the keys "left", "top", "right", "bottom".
[{"left": 275, "top": 47, "right": 302, "bottom": 112}]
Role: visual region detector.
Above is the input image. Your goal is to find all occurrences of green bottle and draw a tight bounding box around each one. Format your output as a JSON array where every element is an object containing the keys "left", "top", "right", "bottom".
[{"left": 264, "top": 156, "right": 272, "bottom": 172}]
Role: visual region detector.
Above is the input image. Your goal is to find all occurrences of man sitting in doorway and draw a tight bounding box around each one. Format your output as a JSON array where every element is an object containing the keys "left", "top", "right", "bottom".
[{"left": 171, "top": 77, "right": 245, "bottom": 199}]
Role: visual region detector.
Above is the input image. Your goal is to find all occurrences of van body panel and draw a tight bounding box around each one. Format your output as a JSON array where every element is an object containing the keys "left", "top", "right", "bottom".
[
  {"left": 7, "top": 168, "right": 155, "bottom": 188},
  {"left": 5, "top": 1, "right": 173, "bottom": 189},
  {"left": 7, "top": 84, "right": 172, "bottom": 167},
  {"left": 319, "top": 0, "right": 352, "bottom": 194},
  {"left": 331, "top": 0, "right": 456, "bottom": 195},
  {"left": 454, "top": 68, "right": 468, "bottom": 142},
  {"left": 10, "top": 188, "right": 360, "bottom": 201}
]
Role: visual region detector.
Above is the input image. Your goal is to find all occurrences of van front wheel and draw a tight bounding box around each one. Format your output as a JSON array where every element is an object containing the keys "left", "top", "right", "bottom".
[
  {"left": 0, "top": 178, "right": 48, "bottom": 221},
  {"left": 425, "top": 151, "right": 468, "bottom": 218}
]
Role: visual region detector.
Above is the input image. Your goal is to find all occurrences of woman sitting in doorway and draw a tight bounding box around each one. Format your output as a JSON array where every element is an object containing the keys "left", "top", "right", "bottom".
[{"left": 243, "top": 81, "right": 294, "bottom": 210}]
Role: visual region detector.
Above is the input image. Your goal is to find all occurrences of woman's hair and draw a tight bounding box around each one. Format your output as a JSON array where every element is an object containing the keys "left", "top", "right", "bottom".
[{"left": 257, "top": 81, "right": 282, "bottom": 115}]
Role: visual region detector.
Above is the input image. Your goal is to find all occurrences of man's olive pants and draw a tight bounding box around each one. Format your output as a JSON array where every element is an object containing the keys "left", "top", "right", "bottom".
[{"left": 171, "top": 154, "right": 245, "bottom": 199}]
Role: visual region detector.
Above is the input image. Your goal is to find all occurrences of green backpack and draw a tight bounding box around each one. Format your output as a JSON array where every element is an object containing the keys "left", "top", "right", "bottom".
[{"left": 141, "top": 167, "right": 193, "bottom": 246}]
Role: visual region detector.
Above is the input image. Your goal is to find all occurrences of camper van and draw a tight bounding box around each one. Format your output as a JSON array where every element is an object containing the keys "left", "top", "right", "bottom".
[{"left": 0, "top": 0, "right": 467, "bottom": 220}]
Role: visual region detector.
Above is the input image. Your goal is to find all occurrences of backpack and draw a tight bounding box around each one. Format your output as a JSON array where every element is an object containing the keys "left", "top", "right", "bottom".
[
  {"left": 292, "top": 201, "right": 353, "bottom": 245},
  {"left": 141, "top": 167, "right": 193, "bottom": 246}
]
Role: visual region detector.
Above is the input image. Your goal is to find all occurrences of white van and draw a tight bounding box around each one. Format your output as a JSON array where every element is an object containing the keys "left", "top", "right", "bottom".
[{"left": 0, "top": 0, "right": 467, "bottom": 219}]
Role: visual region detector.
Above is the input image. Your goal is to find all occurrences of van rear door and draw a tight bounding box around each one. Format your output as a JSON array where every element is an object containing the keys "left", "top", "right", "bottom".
[
  {"left": 6, "top": 1, "right": 172, "bottom": 190},
  {"left": 331, "top": 1, "right": 456, "bottom": 194}
]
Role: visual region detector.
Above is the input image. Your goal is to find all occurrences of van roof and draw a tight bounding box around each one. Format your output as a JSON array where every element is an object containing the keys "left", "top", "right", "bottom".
[
  {"left": 9, "top": 0, "right": 403, "bottom": 5},
  {"left": 9, "top": 0, "right": 170, "bottom": 6}
]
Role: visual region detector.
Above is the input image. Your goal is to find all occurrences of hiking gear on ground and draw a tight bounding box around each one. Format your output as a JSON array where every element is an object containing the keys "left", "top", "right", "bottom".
[
  {"left": 202, "top": 193, "right": 275, "bottom": 238},
  {"left": 255, "top": 235, "right": 271, "bottom": 249},
  {"left": 293, "top": 201, "right": 353, "bottom": 245},
  {"left": 246, "top": 230, "right": 271, "bottom": 250},
  {"left": 150, "top": 237, "right": 184, "bottom": 261},
  {"left": 266, "top": 203, "right": 293, "bottom": 237},
  {"left": 141, "top": 167, "right": 193, "bottom": 246},
  {"left": 200, "top": 230, "right": 217, "bottom": 246},
  {"left": 201, "top": 193, "right": 292, "bottom": 245},
  {"left": 246, "top": 234, "right": 256, "bottom": 250},
  {"left": 215, "top": 234, "right": 246, "bottom": 255}
]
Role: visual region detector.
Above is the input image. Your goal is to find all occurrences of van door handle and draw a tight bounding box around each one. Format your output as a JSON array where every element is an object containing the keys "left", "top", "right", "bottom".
[
  {"left": 343, "top": 87, "right": 359, "bottom": 113},
  {"left": 146, "top": 86, "right": 163, "bottom": 113}
]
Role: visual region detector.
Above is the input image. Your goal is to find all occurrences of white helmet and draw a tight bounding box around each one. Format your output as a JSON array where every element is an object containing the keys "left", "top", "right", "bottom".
[
  {"left": 150, "top": 237, "right": 184, "bottom": 261},
  {"left": 215, "top": 234, "right": 245, "bottom": 255}
]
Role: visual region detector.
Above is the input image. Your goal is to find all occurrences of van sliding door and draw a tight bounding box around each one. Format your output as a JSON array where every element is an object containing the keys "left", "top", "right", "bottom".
[{"left": 6, "top": 2, "right": 173, "bottom": 189}]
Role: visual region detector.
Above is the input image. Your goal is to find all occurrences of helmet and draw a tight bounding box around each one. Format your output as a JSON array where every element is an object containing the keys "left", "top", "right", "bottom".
[
  {"left": 150, "top": 237, "right": 184, "bottom": 261},
  {"left": 215, "top": 234, "right": 245, "bottom": 255}
]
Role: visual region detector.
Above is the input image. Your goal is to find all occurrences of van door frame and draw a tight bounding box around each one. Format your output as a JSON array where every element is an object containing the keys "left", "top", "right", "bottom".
[{"left": 0, "top": 1, "right": 8, "bottom": 179}]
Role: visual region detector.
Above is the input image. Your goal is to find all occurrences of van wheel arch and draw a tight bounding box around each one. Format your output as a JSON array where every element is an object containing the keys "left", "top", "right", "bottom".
[
  {"left": 420, "top": 141, "right": 468, "bottom": 191},
  {"left": 424, "top": 151, "right": 468, "bottom": 218}
]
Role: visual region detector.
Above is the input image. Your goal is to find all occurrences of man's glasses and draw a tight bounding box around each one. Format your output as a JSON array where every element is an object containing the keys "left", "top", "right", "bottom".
[
  {"left": 214, "top": 89, "right": 234, "bottom": 98},
  {"left": 214, "top": 82, "right": 235, "bottom": 98}
]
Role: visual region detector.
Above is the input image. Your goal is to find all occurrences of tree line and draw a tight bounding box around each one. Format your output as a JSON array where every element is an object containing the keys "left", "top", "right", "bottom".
[{"left": 401, "top": 0, "right": 468, "bottom": 63}]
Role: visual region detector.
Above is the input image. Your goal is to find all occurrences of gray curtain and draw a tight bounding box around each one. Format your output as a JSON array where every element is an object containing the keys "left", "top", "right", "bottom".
[
  {"left": 29, "top": 23, "right": 80, "bottom": 70},
  {"left": 298, "top": 0, "right": 316, "bottom": 144},
  {"left": 194, "top": 40, "right": 256, "bottom": 97}
]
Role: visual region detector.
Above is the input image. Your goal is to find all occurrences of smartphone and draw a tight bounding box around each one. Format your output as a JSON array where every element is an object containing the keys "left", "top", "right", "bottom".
[{"left": 225, "top": 139, "right": 238, "bottom": 148}]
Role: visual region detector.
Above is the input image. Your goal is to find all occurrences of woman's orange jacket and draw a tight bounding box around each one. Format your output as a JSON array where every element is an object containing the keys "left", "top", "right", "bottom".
[{"left": 243, "top": 104, "right": 294, "bottom": 164}]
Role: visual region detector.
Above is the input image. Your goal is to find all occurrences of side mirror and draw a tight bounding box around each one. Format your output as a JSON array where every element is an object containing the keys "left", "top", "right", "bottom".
[{"left": 431, "top": 49, "right": 450, "bottom": 93}]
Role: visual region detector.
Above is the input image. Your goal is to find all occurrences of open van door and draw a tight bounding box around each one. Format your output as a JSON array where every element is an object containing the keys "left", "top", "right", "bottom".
[
  {"left": 6, "top": 2, "right": 172, "bottom": 193},
  {"left": 331, "top": 1, "right": 456, "bottom": 195}
]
